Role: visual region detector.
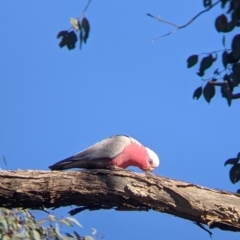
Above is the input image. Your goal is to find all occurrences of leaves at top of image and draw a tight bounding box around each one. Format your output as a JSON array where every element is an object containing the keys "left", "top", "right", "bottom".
[
  {"left": 190, "top": 1, "right": 240, "bottom": 106},
  {"left": 216, "top": 0, "right": 240, "bottom": 32}
]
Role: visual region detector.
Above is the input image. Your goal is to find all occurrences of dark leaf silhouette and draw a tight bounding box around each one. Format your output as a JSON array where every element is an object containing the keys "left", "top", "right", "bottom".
[
  {"left": 187, "top": 55, "right": 198, "bottom": 68},
  {"left": 203, "top": 82, "right": 215, "bottom": 103},
  {"left": 215, "top": 14, "right": 228, "bottom": 32},
  {"left": 231, "top": 5, "right": 240, "bottom": 25},
  {"left": 193, "top": 86, "right": 202, "bottom": 100},
  {"left": 231, "top": 62, "right": 240, "bottom": 85},
  {"left": 232, "top": 34, "right": 240, "bottom": 59},
  {"left": 58, "top": 31, "right": 77, "bottom": 50},
  {"left": 57, "top": 30, "right": 68, "bottom": 39},
  {"left": 225, "top": 158, "right": 239, "bottom": 166},
  {"left": 198, "top": 55, "right": 216, "bottom": 76},
  {"left": 221, "top": 0, "right": 228, "bottom": 8},
  {"left": 59, "top": 34, "right": 69, "bottom": 48},
  {"left": 226, "top": 51, "right": 240, "bottom": 64},
  {"left": 229, "top": 164, "right": 240, "bottom": 184},
  {"left": 66, "top": 31, "right": 78, "bottom": 50},
  {"left": 222, "top": 51, "right": 229, "bottom": 68},
  {"left": 82, "top": 17, "right": 90, "bottom": 43}
]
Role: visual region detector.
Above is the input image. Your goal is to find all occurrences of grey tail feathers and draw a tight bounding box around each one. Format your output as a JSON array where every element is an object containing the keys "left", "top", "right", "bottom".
[{"left": 49, "top": 156, "right": 80, "bottom": 170}]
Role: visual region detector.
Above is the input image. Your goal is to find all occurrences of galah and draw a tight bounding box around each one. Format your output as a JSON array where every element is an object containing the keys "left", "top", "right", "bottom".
[{"left": 49, "top": 134, "right": 160, "bottom": 172}]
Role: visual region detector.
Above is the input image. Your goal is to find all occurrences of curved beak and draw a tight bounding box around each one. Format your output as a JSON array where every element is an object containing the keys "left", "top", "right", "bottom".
[{"left": 148, "top": 167, "right": 155, "bottom": 172}]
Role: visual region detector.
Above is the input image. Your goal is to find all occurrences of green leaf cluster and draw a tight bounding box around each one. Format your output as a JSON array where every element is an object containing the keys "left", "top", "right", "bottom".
[{"left": 0, "top": 208, "right": 98, "bottom": 240}]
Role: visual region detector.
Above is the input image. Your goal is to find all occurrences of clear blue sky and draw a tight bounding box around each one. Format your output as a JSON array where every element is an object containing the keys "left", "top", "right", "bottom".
[{"left": 0, "top": 1, "right": 239, "bottom": 239}]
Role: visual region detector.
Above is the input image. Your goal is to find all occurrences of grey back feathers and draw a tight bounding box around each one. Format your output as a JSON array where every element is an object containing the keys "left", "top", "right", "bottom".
[{"left": 73, "top": 134, "right": 134, "bottom": 160}]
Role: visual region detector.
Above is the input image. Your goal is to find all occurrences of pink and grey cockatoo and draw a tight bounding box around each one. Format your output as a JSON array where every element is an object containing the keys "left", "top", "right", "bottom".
[{"left": 49, "top": 134, "right": 159, "bottom": 172}]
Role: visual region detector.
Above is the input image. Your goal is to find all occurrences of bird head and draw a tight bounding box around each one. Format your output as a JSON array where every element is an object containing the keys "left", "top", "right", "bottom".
[{"left": 145, "top": 147, "right": 160, "bottom": 172}]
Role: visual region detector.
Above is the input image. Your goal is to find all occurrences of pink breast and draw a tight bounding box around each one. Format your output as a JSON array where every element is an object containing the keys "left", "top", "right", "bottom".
[{"left": 111, "top": 142, "right": 149, "bottom": 170}]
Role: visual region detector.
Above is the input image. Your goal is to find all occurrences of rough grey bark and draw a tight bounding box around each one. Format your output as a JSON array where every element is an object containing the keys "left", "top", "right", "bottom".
[{"left": 0, "top": 169, "right": 240, "bottom": 232}]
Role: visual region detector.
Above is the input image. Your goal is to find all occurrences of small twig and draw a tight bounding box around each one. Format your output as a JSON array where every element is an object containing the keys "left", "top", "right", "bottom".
[
  {"left": 147, "top": 0, "right": 221, "bottom": 41},
  {"left": 208, "top": 81, "right": 225, "bottom": 86},
  {"left": 69, "top": 205, "right": 113, "bottom": 215},
  {"left": 209, "top": 80, "right": 240, "bottom": 100},
  {"left": 146, "top": 13, "right": 178, "bottom": 28},
  {"left": 231, "top": 93, "right": 240, "bottom": 99},
  {"left": 2, "top": 156, "right": 8, "bottom": 170},
  {"left": 67, "top": 0, "right": 93, "bottom": 31},
  {"left": 202, "top": 77, "right": 222, "bottom": 82},
  {"left": 194, "top": 222, "right": 213, "bottom": 238},
  {"left": 199, "top": 49, "right": 231, "bottom": 55},
  {"left": 177, "top": 1, "right": 220, "bottom": 29},
  {"left": 82, "top": 0, "right": 92, "bottom": 14},
  {"left": 39, "top": 207, "right": 50, "bottom": 214},
  {"left": 201, "top": 67, "right": 230, "bottom": 82},
  {"left": 69, "top": 207, "right": 88, "bottom": 215}
]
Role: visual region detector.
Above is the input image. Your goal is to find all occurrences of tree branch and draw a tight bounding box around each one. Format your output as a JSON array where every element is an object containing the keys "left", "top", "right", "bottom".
[
  {"left": 0, "top": 169, "right": 240, "bottom": 232},
  {"left": 147, "top": 0, "right": 221, "bottom": 41},
  {"left": 82, "top": 0, "right": 92, "bottom": 14},
  {"left": 209, "top": 80, "right": 240, "bottom": 99}
]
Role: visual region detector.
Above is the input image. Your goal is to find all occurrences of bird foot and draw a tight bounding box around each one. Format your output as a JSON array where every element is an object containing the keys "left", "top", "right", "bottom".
[
  {"left": 145, "top": 171, "right": 154, "bottom": 176},
  {"left": 108, "top": 165, "right": 123, "bottom": 171}
]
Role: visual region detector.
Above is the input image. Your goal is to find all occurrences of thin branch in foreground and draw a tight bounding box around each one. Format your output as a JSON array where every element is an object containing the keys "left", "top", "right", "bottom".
[
  {"left": 147, "top": 0, "right": 221, "bottom": 42},
  {"left": 194, "top": 222, "right": 213, "bottom": 239}
]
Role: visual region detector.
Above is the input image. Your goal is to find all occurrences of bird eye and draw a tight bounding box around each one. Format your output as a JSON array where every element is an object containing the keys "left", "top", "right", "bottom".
[{"left": 149, "top": 159, "right": 153, "bottom": 165}]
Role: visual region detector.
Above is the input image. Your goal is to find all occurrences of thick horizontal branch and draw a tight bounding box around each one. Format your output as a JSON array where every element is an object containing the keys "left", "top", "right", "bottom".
[{"left": 0, "top": 169, "right": 240, "bottom": 232}]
